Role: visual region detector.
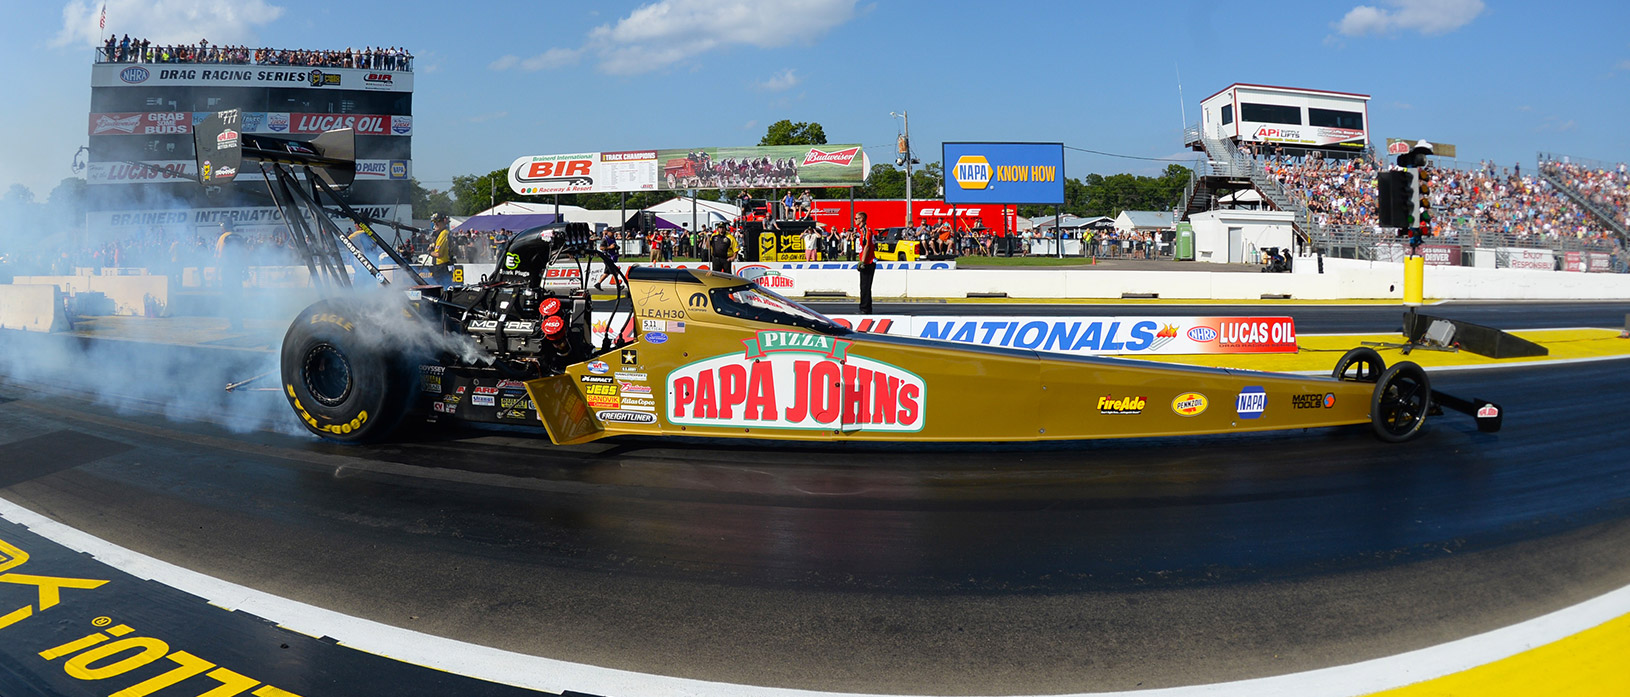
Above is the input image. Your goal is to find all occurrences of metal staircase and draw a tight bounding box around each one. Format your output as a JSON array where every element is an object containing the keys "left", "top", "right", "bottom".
[
  {"left": 1535, "top": 155, "right": 1628, "bottom": 241},
  {"left": 1177, "top": 125, "right": 1323, "bottom": 251}
]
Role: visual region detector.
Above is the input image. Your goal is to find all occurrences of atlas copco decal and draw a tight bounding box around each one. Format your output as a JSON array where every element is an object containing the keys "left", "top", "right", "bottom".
[
  {"left": 801, "top": 147, "right": 861, "bottom": 166},
  {"left": 667, "top": 330, "right": 925, "bottom": 432},
  {"left": 119, "top": 66, "right": 150, "bottom": 83}
]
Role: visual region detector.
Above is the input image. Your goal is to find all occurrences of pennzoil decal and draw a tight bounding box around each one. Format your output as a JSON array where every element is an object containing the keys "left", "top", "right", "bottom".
[
  {"left": 666, "top": 330, "right": 924, "bottom": 432},
  {"left": 1172, "top": 392, "right": 1208, "bottom": 417}
]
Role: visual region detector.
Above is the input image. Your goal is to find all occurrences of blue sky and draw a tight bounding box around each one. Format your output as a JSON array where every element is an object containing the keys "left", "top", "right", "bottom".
[{"left": 1, "top": 0, "right": 1627, "bottom": 201}]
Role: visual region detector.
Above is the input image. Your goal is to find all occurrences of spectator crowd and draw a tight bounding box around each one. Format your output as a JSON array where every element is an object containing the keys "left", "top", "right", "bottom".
[
  {"left": 99, "top": 35, "right": 412, "bottom": 71},
  {"left": 1541, "top": 159, "right": 1630, "bottom": 232},
  {"left": 1253, "top": 147, "right": 1619, "bottom": 246}
]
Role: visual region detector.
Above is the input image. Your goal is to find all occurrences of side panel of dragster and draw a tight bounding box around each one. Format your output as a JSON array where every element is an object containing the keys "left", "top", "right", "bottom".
[{"left": 526, "top": 273, "right": 1378, "bottom": 445}]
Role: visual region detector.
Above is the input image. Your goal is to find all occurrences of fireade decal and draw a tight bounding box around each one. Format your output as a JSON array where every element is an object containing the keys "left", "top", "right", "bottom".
[{"left": 667, "top": 330, "right": 925, "bottom": 432}]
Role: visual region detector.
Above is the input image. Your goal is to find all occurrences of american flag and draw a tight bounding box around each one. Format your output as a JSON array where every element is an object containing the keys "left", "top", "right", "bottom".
[{"left": 99, "top": 3, "right": 106, "bottom": 30}]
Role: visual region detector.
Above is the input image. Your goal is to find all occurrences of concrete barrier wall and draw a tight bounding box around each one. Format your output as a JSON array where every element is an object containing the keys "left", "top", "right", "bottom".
[
  {"left": 0, "top": 284, "right": 69, "bottom": 332},
  {"left": 772, "top": 259, "right": 1630, "bottom": 301},
  {"left": 10, "top": 275, "right": 170, "bottom": 316}
]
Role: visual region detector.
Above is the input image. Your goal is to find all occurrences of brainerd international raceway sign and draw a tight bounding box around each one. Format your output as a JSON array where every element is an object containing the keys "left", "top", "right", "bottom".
[{"left": 508, "top": 144, "right": 868, "bottom": 196}]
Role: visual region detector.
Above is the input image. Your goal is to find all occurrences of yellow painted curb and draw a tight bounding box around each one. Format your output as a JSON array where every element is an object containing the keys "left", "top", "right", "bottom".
[{"left": 1366, "top": 611, "right": 1630, "bottom": 696}]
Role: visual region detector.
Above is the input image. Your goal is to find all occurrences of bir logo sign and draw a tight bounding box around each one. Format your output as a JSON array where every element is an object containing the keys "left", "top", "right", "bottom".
[{"left": 952, "top": 155, "right": 992, "bottom": 190}]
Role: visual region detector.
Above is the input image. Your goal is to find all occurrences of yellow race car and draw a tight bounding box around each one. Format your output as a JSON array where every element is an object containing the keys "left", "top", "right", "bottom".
[{"left": 279, "top": 224, "right": 1501, "bottom": 446}]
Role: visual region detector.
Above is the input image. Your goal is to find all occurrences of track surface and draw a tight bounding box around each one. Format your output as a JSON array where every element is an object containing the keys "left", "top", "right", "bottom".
[{"left": 1, "top": 302, "right": 1628, "bottom": 694}]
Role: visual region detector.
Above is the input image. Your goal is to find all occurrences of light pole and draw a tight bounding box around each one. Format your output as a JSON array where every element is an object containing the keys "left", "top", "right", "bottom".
[{"left": 891, "top": 110, "right": 915, "bottom": 229}]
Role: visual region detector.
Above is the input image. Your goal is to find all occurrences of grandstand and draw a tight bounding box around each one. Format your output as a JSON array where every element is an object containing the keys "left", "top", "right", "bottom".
[{"left": 1179, "top": 84, "right": 1625, "bottom": 270}]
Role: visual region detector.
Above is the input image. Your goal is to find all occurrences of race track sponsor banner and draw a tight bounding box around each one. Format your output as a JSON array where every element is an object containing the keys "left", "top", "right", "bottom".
[
  {"left": 509, "top": 144, "right": 868, "bottom": 195},
  {"left": 1501, "top": 247, "right": 1555, "bottom": 271},
  {"left": 1420, "top": 244, "right": 1459, "bottom": 266},
  {"left": 90, "top": 111, "right": 411, "bottom": 136},
  {"left": 655, "top": 144, "right": 867, "bottom": 191},
  {"left": 943, "top": 142, "right": 1065, "bottom": 205},
  {"left": 825, "top": 315, "right": 1298, "bottom": 356},
  {"left": 1564, "top": 251, "right": 1585, "bottom": 272},
  {"left": 92, "top": 64, "right": 414, "bottom": 92},
  {"left": 665, "top": 330, "right": 924, "bottom": 432},
  {"left": 1588, "top": 252, "right": 1612, "bottom": 273},
  {"left": 509, "top": 152, "right": 657, "bottom": 196},
  {"left": 89, "top": 159, "right": 408, "bottom": 184}
]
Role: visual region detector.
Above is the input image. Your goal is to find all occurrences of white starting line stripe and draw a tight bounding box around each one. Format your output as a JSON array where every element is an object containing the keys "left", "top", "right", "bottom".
[{"left": 3, "top": 497, "right": 1628, "bottom": 696}]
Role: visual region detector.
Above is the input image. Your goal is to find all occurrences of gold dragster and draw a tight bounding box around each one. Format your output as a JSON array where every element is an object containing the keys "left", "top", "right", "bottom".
[
  {"left": 279, "top": 225, "right": 1498, "bottom": 446},
  {"left": 514, "top": 268, "right": 1496, "bottom": 446}
]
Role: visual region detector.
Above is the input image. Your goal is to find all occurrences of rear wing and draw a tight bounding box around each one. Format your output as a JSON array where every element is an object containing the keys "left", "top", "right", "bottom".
[{"left": 192, "top": 108, "right": 356, "bottom": 188}]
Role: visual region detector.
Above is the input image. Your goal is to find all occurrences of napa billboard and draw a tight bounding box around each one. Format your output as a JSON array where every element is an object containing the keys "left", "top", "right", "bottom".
[{"left": 942, "top": 142, "right": 1065, "bottom": 205}]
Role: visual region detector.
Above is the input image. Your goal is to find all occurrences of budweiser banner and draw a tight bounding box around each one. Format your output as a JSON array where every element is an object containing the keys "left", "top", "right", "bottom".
[
  {"left": 509, "top": 144, "right": 868, "bottom": 196},
  {"left": 654, "top": 144, "right": 868, "bottom": 191}
]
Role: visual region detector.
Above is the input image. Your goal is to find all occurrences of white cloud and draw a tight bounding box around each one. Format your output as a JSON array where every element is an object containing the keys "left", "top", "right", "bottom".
[
  {"left": 487, "top": 47, "right": 583, "bottom": 72},
  {"left": 754, "top": 68, "right": 800, "bottom": 91},
  {"left": 742, "top": 120, "right": 758, "bottom": 130},
  {"left": 1335, "top": 0, "right": 1484, "bottom": 37},
  {"left": 1615, "top": 58, "right": 1630, "bottom": 72},
  {"left": 521, "top": 48, "right": 583, "bottom": 71},
  {"left": 54, "top": 0, "right": 285, "bottom": 48},
  {"left": 587, "top": 0, "right": 857, "bottom": 75}
]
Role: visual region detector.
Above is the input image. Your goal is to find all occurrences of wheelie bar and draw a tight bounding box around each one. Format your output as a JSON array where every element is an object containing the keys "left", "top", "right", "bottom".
[{"left": 1430, "top": 390, "right": 1503, "bottom": 433}]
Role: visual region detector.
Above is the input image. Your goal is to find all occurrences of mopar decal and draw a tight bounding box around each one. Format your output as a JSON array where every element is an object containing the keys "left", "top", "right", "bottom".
[{"left": 667, "top": 330, "right": 924, "bottom": 432}]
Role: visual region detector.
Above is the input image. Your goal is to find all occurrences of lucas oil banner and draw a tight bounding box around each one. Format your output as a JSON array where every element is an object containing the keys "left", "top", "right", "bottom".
[{"left": 823, "top": 315, "right": 1298, "bottom": 356}]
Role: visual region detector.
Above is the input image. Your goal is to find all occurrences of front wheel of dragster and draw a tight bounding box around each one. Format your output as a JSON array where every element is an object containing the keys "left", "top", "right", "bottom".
[
  {"left": 1332, "top": 346, "right": 1386, "bottom": 382},
  {"left": 1370, "top": 361, "right": 1431, "bottom": 443},
  {"left": 280, "top": 300, "right": 415, "bottom": 443}
]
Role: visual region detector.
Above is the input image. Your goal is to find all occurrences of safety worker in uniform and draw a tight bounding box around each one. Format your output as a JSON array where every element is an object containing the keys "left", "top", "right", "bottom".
[
  {"left": 708, "top": 223, "right": 738, "bottom": 275},
  {"left": 429, "top": 213, "right": 455, "bottom": 285},
  {"left": 855, "top": 211, "right": 876, "bottom": 314},
  {"left": 595, "top": 230, "right": 620, "bottom": 290},
  {"left": 215, "top": 222, "right": 249, "bottom": 330}
]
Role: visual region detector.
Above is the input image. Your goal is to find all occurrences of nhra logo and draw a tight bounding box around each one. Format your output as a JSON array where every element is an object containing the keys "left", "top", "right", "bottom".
[
  {"left": 1188, "top": 326, "right": 1217, "bottom": 342},
  {"left": 1235, "top": 386, "right": 1266, "bottom": 419},
  {"left": 801, "top": 147, "right": 860, "bottom": 166},
  {"left": 119, "top": 66, "right": 150, "bottom": 83},
  {"left": 308, "top": 70, "right": 342, "bottom": 87},
  {"left": 952, "top": 155, "right": 992, "bottom": 190}
]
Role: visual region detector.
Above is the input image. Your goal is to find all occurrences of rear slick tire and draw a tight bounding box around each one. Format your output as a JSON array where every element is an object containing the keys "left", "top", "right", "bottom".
[
  {"left": 1333, "top": 347, "right": 1386, "bottom": 382},
  {"left": 280, "top": 300, "right": 414, "bottom": 443},
  {"left": 1370, "top": 361, "right": 1431, "bottom": 443}
]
